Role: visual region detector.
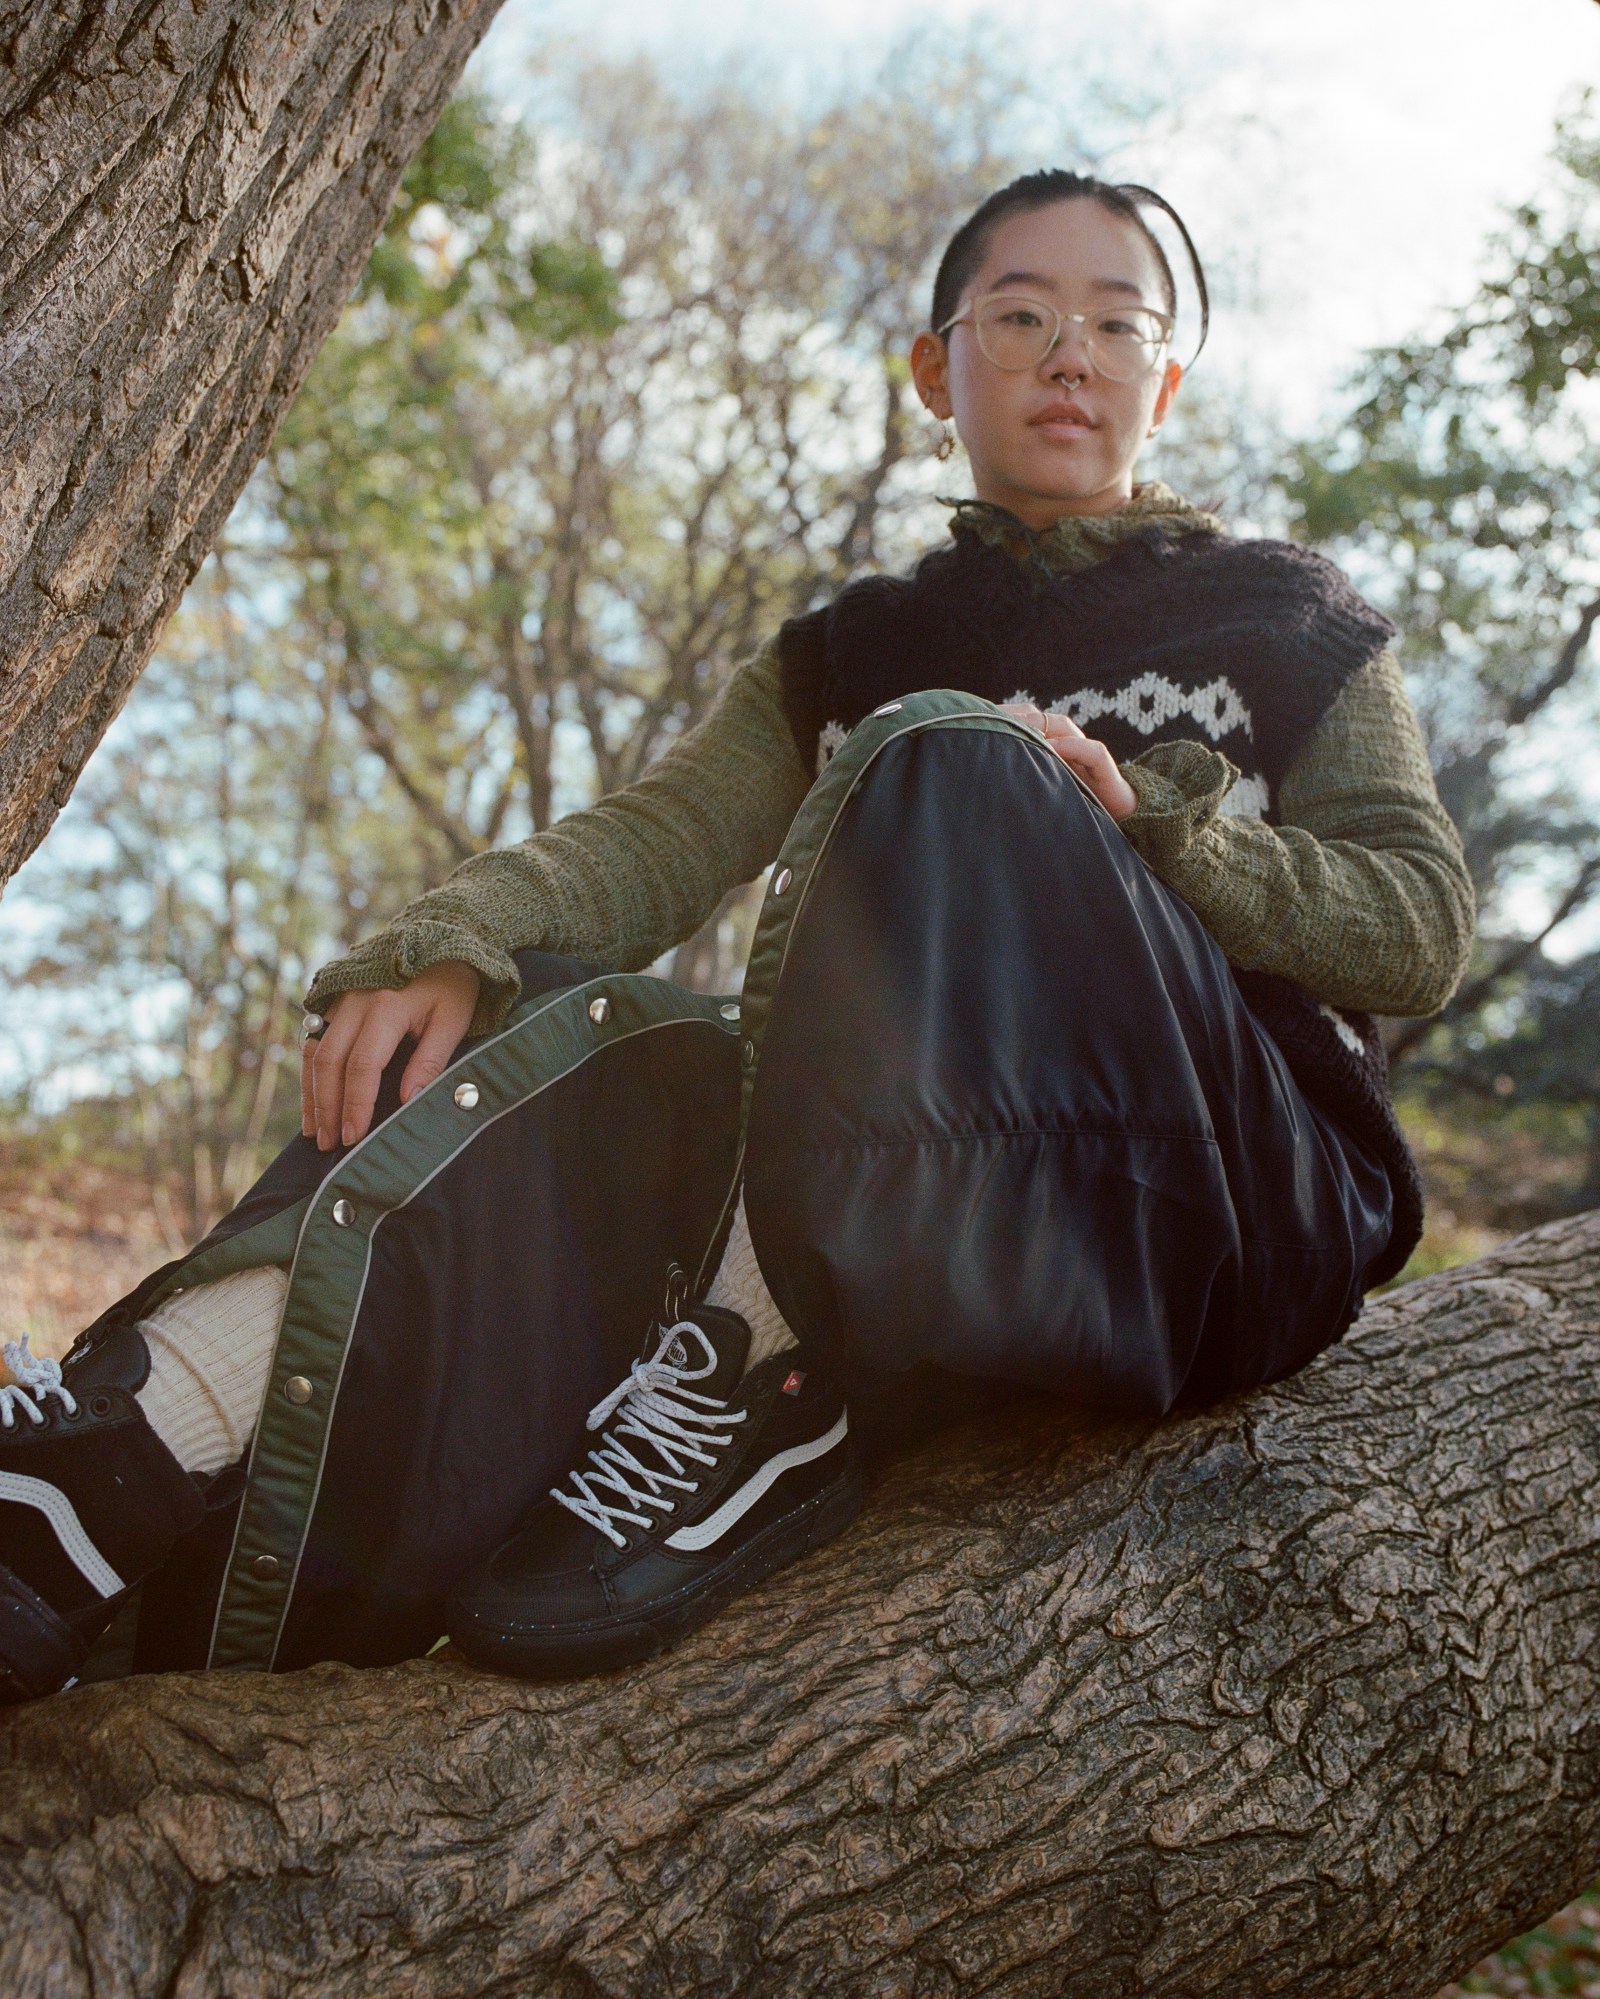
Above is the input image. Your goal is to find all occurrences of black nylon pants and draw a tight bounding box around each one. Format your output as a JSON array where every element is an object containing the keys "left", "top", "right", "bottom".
[
  {"left": 744, "top": 718, "right": 1394, "bottom": 1415},
  {"left": 122, "top": 712, "right": 1392, "bottom": 1673}
]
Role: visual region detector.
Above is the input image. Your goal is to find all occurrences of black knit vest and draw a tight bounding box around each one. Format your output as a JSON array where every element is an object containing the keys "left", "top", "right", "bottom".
[{"left": 777, "top": 519, "right": 1423, "bottom": 1284}]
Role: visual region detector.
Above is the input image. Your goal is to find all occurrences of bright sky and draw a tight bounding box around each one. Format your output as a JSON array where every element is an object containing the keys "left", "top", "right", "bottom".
[{"left": 485, "top": 0, "right": 1600, "bottom": 427}]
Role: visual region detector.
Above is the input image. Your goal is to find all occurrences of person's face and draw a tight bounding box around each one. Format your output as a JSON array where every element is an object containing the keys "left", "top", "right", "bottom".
[{"left": 911, "top": 199, "right": 1183, "bottom": 526}]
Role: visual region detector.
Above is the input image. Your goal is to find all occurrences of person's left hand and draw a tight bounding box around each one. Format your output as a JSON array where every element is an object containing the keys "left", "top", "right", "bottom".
[{"left": 999, "top": 703, "right": 1138, "bottom": 823}]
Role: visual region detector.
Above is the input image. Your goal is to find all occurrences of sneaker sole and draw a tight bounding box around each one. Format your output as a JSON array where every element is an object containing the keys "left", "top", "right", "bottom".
[{"left": 448, "top": 1462, "right": 865, "bottom": 1681}]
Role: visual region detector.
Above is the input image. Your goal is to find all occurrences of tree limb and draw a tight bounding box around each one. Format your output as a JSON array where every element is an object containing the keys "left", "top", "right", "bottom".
[
  {"left": 5, "top": 1214, "right": 1600, "bottom": 1996},
  {"left": 0, "top": 0, "right": 509, "bottom": 886}
]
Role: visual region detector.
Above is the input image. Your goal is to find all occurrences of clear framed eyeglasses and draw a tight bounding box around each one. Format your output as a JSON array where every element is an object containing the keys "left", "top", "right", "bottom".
[{"left": 939, "top": 292, "right": 1174, "bottom": 383}]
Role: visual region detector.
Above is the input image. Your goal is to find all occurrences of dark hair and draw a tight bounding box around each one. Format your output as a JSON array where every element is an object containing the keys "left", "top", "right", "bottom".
[{"left": 929, "top": 169, "right": 1209, "bottom": 364}]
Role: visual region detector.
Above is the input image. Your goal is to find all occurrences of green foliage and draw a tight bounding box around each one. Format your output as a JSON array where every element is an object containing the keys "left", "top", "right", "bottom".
[
  {"left": 251, "top": 53, "right": 1040, "bottom": 871},
  {"left": 261, "top": 91, "right": 628, "bottom": 867},
  {"left": 360, "top": 95, "right": 618, "bottom": 338},
  {"left": 1284, "top": 95, "right": 1600, "bottom": 705},
  {"left": 1414, "top": 950, "right": 1600, "bottom": 1211},
  {"left": 1487, "top": 107, "right": 1600, "bottom": 412},
  {"left": 1283, "top": 94, "right": 1600, "bottom": 1138}
]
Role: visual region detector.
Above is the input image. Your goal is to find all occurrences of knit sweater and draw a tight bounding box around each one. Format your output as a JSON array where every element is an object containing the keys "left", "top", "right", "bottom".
[
  {"left": 781, "top": 494, "right": 1398, "bottom": 802},
  {"left": 305, "top": 484, "right": 1476, "bottom": 1037}
]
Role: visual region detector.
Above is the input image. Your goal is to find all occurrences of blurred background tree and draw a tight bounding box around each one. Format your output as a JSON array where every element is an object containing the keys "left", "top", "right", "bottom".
[
  {"left": 255, "top": 53, "right": 1026, "bottom": 877},
  {"left": 2, "top": 571, "right": 341, "bottom": 1251},
  {"left": 1281, "top": 93, "right": 1600, "bottom": 1236}
]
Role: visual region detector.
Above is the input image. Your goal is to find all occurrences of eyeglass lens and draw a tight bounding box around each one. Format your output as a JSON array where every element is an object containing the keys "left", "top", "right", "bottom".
[{"left": 971, "top": 296, "right": 1168, "bottom": 381}]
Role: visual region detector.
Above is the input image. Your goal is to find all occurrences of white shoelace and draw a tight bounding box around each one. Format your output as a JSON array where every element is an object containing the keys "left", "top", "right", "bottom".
[
  {"left": 552, "top": 1320, "right": 747, "bottom": 1549},
  {"left": 0, "top": 1337, "right": 79, "bottom": 1430}
]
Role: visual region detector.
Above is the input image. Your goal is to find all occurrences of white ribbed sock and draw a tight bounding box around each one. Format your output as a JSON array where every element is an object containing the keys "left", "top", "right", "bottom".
[
  {"left": 135, "top": 1267, "right": 288, "bottom": 1475},
  {"left": 130, "top": 1211, "right": 789, "bottom": 1473},
  {"left": 705, "top": 1193, "right": 798, "bottom": 1370}
]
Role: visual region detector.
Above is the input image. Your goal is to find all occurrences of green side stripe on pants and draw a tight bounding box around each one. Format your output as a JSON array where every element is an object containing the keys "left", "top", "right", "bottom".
[
  {"left": 688, "top": 693, "right": 1036, "bottom": 1299},
  {"left": 738, "top": 690, "right": 1039, "bottom": 1126},
  {"left": 207, "top": 975, "right": 741, "bottom": 1673}
]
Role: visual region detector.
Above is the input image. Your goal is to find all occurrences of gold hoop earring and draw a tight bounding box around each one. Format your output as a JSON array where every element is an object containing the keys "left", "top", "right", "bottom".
[{"left": 935, "top": 422, "right": 956, "bottom": 462}]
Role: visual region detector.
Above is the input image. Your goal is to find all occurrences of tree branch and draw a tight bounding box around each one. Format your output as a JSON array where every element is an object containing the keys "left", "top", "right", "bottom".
[
  {"left": 1389, "top": 852, "right": 1600, "bottom": 1061},
  {"left": 6, "top": 1216, "right": 1600, "bottom": 1995},
  {"left": 1506, "top": 587, "right": 1600, "bottom": 727}
]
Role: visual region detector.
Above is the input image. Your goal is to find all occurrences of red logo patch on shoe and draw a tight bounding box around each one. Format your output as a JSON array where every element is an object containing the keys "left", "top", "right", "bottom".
[{"left": 781, "top": 1369, "right": 806, "bottom": 1396}]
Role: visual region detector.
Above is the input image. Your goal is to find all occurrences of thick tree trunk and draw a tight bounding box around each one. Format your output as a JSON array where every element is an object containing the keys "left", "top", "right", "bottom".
[
  {"left": 3, "top": 1215, "right": 1600, "bottom": 1997},
  {"left": 0, "top": 0, "right": 505, "bottom": 887}
]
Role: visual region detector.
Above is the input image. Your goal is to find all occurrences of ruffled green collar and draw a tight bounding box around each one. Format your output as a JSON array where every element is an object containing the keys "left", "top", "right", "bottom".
[{"left": 946, "top": 481, "right": 1223, "bottom": 577}]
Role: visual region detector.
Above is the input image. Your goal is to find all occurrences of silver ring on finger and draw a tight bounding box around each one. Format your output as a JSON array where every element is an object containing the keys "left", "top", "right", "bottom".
[{"left": 299, "top": 1011, "right": 329, "bottom": 1051}]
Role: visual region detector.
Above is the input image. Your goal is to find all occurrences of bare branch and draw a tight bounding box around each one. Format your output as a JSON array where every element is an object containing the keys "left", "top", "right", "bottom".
[
  {"left": 1505, "top": 588, "right": 1600, "bottom": 727},
  {"left": 1389, "top": 852, "right": 1600, "bottom": 1061}
]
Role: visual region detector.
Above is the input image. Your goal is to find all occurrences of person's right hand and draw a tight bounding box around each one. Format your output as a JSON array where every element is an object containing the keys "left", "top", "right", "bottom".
[{"left": 301, "top": 960, "right": 482, "bottom": 1152}]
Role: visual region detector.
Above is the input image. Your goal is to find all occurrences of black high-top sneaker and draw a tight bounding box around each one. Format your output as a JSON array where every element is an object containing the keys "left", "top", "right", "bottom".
[
  {"left": 0, "top": 1318, "right": 204, "bottom": 1702},
  {"left": 445, "top": 1306, "right": 861, "bottom": 1679}
]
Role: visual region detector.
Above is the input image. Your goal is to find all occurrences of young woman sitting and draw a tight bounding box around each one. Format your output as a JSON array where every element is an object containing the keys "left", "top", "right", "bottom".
[{"left": 0, "top": 171, "right": 1473, "bottom": 1699}]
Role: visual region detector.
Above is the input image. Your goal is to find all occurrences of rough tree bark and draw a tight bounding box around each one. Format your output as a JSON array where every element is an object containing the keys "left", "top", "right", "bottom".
[
  {"left": 3, "top": 1212, "right": 1599, "bottom": 1998},
  {"left": 0, "top": 0, "right": 506, "bottom": 887}
]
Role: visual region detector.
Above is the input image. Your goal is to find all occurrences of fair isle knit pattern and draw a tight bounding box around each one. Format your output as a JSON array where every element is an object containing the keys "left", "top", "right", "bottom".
[
  {"left": 1033, "top": 670, "right": 1253, "bottom": 746},
  {"left": 1002, "top": 676, "right": 1270, "bottom": 819},
  {"left": 778, "top": 488, "right": 1398, "bottom": 820}
]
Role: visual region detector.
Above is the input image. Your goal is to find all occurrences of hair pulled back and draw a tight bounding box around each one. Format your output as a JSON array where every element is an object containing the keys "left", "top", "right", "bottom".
[{"left": 930, "top": 169, "right": 1210, "bottom": 365}]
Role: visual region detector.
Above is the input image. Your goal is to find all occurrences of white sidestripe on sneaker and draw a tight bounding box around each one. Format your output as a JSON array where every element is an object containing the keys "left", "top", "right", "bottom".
[
  {"left": 0, "top": 1472, "right": 125, "bottom": 1597},
  {"left": 664, "top": 1410, "right": 849, "bottom": 1553}
]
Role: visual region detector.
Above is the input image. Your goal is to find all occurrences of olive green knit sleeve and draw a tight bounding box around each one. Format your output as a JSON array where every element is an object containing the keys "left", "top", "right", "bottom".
[
  {"left": 1120, "top": 650, "right": 1475, "bottom": 1016},
  {"left": 304, "top": 638, "right": 812, "bottom": 1035}
]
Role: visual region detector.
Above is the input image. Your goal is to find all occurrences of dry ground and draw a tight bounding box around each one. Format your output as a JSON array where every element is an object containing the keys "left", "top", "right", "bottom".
[{"left": 0, "top": 1159, "right": 169, "bottom": 1361}]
